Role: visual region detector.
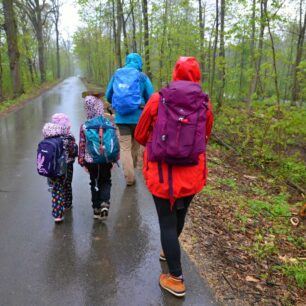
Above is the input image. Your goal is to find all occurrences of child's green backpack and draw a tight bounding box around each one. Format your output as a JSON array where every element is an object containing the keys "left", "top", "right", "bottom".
[{"left": 85, "top": 116, "right": 120, "bottom": 163}]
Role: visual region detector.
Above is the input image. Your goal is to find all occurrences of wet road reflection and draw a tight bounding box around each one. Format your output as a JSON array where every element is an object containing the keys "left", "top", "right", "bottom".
[{"left": 0, "top": 77, "right": 217, "bottom": 305}]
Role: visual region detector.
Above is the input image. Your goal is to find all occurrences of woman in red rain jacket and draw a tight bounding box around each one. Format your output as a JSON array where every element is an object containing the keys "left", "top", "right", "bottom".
[{"left": 135, "top": 57, "right": 213, "bottom": 297}]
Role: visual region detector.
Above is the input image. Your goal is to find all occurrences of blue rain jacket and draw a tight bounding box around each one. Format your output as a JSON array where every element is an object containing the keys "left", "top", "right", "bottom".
[{"left": 105, "top": 53, "right": 154, "bottom": 124}]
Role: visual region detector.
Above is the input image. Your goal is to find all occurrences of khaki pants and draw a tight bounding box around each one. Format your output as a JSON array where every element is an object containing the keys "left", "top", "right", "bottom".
[{"left": 118, "top": 125, "right": 140, "bottom": 185}]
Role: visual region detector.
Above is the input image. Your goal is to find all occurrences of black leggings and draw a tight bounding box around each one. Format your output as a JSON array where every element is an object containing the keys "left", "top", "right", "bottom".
[
  {"left": 86, "top": 163, "right": 112, "bottom": 209},
  {"left": 153, "top": 195, "right": 194, "bottom": 277}
]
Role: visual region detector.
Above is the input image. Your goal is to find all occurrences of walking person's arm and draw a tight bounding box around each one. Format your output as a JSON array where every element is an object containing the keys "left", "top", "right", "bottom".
[
  {"left": 105, "top": 76, "right": 115, "bottom": 103},
  {"left": 143, "top": 75, "right": 154, "bottom": 103},
  {"left": 135, "top": 92, "right": 159, "bottom": 145}
]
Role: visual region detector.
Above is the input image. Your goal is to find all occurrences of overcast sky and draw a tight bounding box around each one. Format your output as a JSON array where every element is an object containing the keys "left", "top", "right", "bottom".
[
  {"left": 59, "top": 0, "right": 81, "bottom": 39},
  {"left": 58, "top": 0, "right": 300, "bottom": 40}
]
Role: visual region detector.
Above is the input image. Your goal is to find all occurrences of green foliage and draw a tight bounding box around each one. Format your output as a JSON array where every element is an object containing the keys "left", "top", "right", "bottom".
[
  {"left": 297, "top": 60, "right": 306, "bottom": 101},
  {"left": 201, "top": 185, "right": 215, "bottom": 196},
  {"left": 214, "top": 101, "right": 306, "bottom": 186},
  {"left": 247, "top": 193, "right": 290, "bottom": 218},
  {"left": 218, "top": 178, "right": 237, "bottom": 189},
  {"left": 251, "top": 186, "right": 268, "bottom": 196},
  {"left": 278, "top": 262, "right": 306, "bottom": 289},
  {"left": 287, "top": 236, "right": 305, "bottom": 249},
  {"left": 0, "top": 80, "right": 59, "bottom": 112},
  {"left": 251, "top": 233, "right": 278, "bottom": 259},
  {"left": 247, "top": 199, "right": 270, "bottom": 216}
]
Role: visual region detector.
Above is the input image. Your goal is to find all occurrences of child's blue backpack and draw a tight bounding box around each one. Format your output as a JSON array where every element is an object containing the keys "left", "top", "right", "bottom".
[
  {"left": 37, "top": 137, "right": 67, "bottom": 177},
  {"left": 85, "top": 116, "right": 120, "bottom": 163},
  {"left": 112, "top": 67, "right": 142, "bottom": 115}
]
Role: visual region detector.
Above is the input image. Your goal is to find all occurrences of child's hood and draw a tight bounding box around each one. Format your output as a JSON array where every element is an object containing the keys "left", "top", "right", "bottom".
[
  {"left": 51, "top": 113, "right": 71, "bottom": 135},
  {"left": 84, "top": 95, "right": 104, "bottom": 119},
  {"left": 42, "top": 122, "right": 64, "bottom": 138}
]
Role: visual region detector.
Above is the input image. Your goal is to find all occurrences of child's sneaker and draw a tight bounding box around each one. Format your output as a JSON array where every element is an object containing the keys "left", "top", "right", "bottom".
[
  {"left": 159, "top": 250, "right": 166, "bottom": 262},
  {"left": 47, "top": 179, "right": 54, "bottom": 192},
  {"left": 159, "top": 274, "right": 186, "bottom": 297},
  {"left": 100, "top": 202, "right": 110, "bottom": 220},
  {"left": 65, "top": 205, "right": 73, "bottom": 211},
  {"left": 93, "top": 208, "right": 102, "bottom": 220},
  {"left": 54, "top": 216, "right": 64, "bottom": 223}
]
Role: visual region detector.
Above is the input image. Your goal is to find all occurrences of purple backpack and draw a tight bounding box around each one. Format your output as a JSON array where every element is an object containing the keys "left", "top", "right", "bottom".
[
  {"left": 37, "top": 137, "right": 67, "bottom": 177},
  {"left": 149, "top": 80, "right": 208, "bottom": 165}
]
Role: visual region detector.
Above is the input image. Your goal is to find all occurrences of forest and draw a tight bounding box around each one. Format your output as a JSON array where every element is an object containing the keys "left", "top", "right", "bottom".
[
  {"left": 0, "top": 0, "right": 73, "bottom": 102},
  {"left": 0, "top": 1, "right": 305, "bottom": 302}
]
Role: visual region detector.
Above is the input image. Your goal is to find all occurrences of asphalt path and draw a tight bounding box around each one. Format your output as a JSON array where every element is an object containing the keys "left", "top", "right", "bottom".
[{"left": 0, "top": 77, "right": 217, "bottom": 306}]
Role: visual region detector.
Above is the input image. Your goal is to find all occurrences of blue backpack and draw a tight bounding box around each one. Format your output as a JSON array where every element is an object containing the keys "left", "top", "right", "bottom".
[
  {"left": 37, "top": 137, "right": 67, "bottom": 178},
  {"left": 85, "top": 116, "right": 120, "bottom": 163},
  {"left": 112, "top": 67, "right": 142, "bottom": 115}
]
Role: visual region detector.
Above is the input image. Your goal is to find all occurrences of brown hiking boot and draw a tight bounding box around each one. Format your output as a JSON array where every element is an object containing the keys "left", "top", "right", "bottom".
[
  {"left": 159, "top": 250, "right": 166, "bottom": 262},
  {"left": 159, "top": 274, "right": 186, "bottom": 297}
]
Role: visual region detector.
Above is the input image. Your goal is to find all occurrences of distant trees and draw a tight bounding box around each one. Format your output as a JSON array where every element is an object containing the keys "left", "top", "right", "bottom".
[
  {"left": 3, "top": 0, "right": 24, "bottom": 97},
  {"left": 0, "top": 0, "right": 73, "bottom": 101},
  {"left": 74, "top": 0, "right": 305, "bottom": 107}
]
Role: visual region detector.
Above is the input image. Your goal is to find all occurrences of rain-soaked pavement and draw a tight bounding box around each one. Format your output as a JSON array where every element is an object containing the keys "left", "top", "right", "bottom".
[{"left": 0, "top": 77, "right": 217, "bottom": 306}]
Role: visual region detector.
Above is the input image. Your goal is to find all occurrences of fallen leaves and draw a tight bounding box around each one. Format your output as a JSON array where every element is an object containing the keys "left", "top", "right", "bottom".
[
  {"left": 246, "top": 275, "right": 261, "bottom": 283},
  {"left": 180, "top": 146, "right": 305, "bottom": 306}
]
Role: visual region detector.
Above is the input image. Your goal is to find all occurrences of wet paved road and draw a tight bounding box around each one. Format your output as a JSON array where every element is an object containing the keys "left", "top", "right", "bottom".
[{"left": 0, "top": 77, "right": 217, "bottom": 306}]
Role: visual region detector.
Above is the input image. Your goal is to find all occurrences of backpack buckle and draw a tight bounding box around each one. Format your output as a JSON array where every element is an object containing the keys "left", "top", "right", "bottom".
[{"left": 178, "top": 117, "right": 188, "bottom": 123}]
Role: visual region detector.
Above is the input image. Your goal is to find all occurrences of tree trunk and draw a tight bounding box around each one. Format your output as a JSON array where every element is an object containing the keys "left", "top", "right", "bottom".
[
  {"left": 291, "top": 2, "right": 306, "bottom": 104},
  {"left": 121, "top": 1, "right": 129, "bottom": 56},
  {"left": 250, "top": 0, "right": 256, "bottom": 63},
  {"left": 37, "top": 25, "right": 46, "bottom": 83},
  {"left": 20, "top": 0, "right": 48, "bottom": 83},
  {"left": 267, "top": 14, "right": 281, "bottom": 109},
  {"left": 217, "top": 0, "right": 225, "bottom": 110},
  {"left": 130, "top": 0, "right": 137, "bottom": 52},
  {"left": 198, "top": 0, "right": 206, "bottom": 76},
  {"left": 52, "top": 0, "right": 61, "bottom": 79},
  {"left": 115, "top": 0, "right": 122, "bottom": 67},
  {"left": 159, "top": 0, "right": 168, "bottom": 87},
  {"left": 23, "top": 36, "right": 35, "bottom": 83},
  {"left": 239, "top": 35, "right": 245, "bottom": 99},
  {"left": 3, "top": 0, "right": 24, "bottom": 97},
  {"left": 0, "top": 32, "right": 3, "bottom": 101},
  {"left": 247, "top": 0, "right": 267, "bottom": 108},
  {"left": 210, "top": 0, "right": 219, "bottom": 97},
  {"left": 207, "top": 19, "right": 215, "bottom": 92},
  {"left": 284, "top": 31, "right": 295, "bottom": 100},
  {"left": 142, "top": 0, "right": 151, "bottom": 78}
]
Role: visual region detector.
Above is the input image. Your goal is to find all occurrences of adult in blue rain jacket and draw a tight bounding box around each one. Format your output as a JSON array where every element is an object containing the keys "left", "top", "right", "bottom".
[{"left": 105, "top": 53, "right": 154, "bottom": 186}]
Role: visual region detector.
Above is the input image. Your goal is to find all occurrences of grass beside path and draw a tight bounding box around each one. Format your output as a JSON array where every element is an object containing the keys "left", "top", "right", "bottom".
[
  {"left": 0, "top": 79, "right": 62, "bottom": 115},
  {"left": 181, "top": 143, "right": 305, "bottom": 306}
]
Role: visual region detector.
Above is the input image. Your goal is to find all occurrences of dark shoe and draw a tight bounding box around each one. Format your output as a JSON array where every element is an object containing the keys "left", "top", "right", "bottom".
[
  {"left": 159, "top": 274, "right": 186, "bottom": 297},
  {"left": 100, "top": 202, "right": 110, "bottom": 220},
  {"left": 93, "top": 208, "right": 102, "bottom": 220},
  {"left": 65, "top": 205, "right": 73, "bottom": 211}
]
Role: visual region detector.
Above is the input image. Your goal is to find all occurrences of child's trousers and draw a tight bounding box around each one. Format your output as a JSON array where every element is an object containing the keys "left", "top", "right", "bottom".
[
  {"left": 86, "top": 163, "right": 112, "bottom": 209},
  {"left": 50, "top": 176, "right": 66, "bottom": 218},
  {"left": 64, "top": 162, "right": 74, "bottom": 208}
]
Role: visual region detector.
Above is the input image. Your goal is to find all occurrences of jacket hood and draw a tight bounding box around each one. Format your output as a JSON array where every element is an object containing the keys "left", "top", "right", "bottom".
[
  {"left": 84, "top": 95, "right": 104, "bottom": 119},
  {"left": 125, "top": 53, "right": 143, "bottom": 71},
  {"left": 51, "top": 113, "right": 71, "bottom": 135},
  {"left": 172, "top": 57, "right": 201, "bottom": 83},
  {"left": 42, "top": 123, "right": 64, "bottom": 138}
]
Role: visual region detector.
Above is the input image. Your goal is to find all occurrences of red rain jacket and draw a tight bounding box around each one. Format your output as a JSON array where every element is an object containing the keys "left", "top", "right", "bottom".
[{"left": 135, "top": 57, "right": 214, "bottom": 202}]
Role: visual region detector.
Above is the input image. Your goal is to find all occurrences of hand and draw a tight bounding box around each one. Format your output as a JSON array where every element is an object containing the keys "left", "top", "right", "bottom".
[{"left": 83, "top": 166, "right": 89, "bottom": 173}]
